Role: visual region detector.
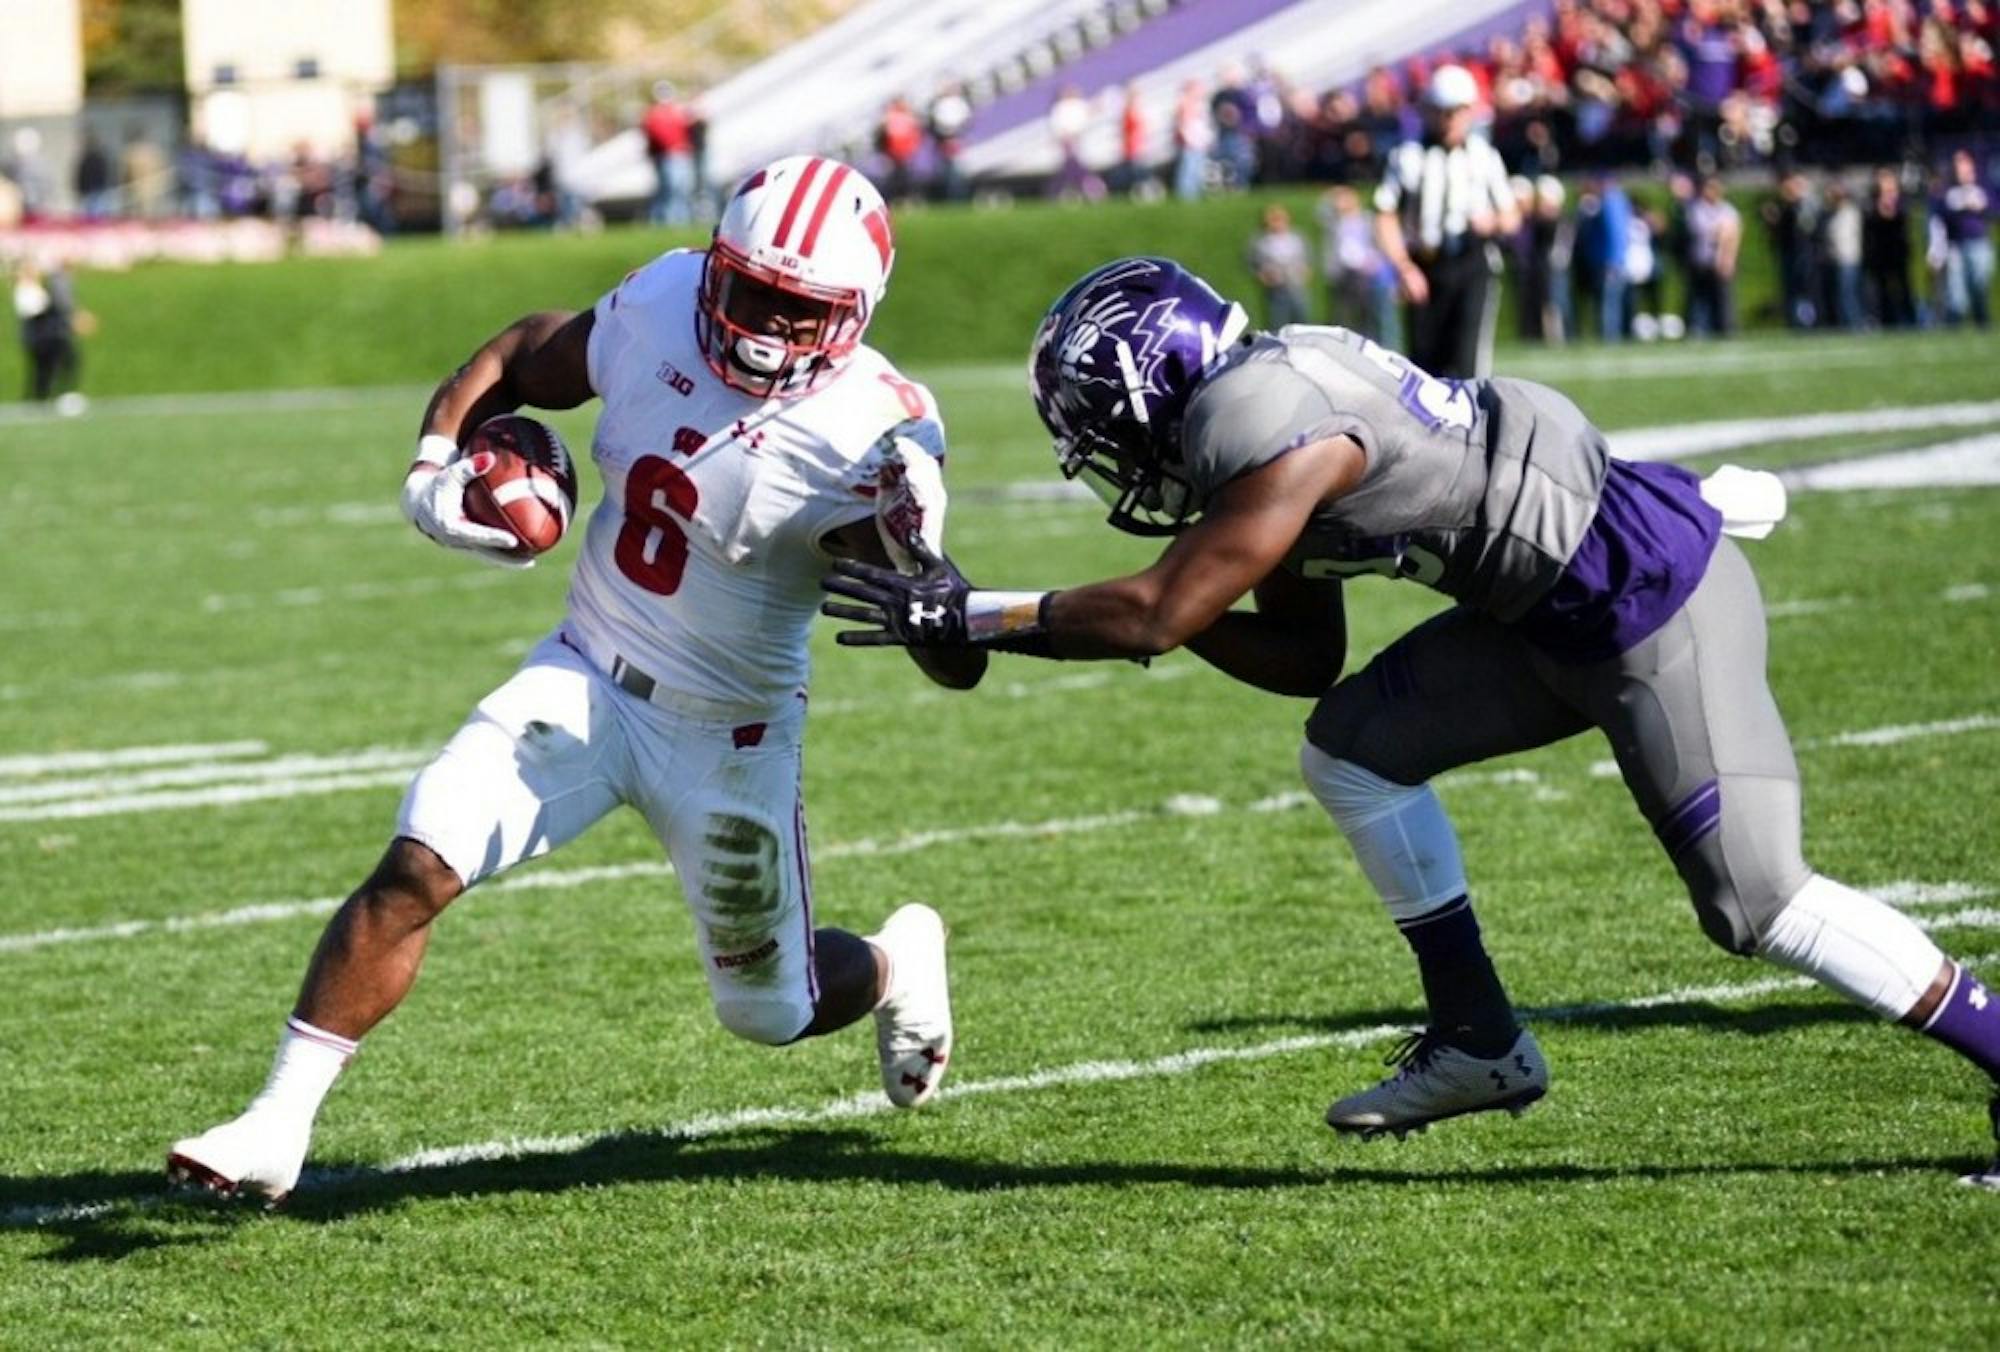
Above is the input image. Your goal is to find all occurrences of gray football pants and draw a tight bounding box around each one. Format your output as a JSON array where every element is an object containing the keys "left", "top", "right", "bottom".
[{"left": 1305, "top": 540, "right": 1810, "bottom": 954}]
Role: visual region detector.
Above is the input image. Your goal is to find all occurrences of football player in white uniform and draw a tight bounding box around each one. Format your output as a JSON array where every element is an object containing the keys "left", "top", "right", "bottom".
[{"left": 167, "top": 156, "right": 982, "bottom": 1203}]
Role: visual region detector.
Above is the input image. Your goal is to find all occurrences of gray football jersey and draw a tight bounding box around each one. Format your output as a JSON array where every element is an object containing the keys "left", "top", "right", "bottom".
[{"left": 1177, "top": 326, "right": 1608, "bottom": 621}]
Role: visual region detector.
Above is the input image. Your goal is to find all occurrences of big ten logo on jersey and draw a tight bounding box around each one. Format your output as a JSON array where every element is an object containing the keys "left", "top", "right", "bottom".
[
  {"left": 1292, "top": 532, "right": 1445, "bottom": 585},
  {"left": 655, "top": 361, "right": 697, "bottom": 397},
  {"left": 1346, "top": 334, "right": 1476, "bottom": 434}
]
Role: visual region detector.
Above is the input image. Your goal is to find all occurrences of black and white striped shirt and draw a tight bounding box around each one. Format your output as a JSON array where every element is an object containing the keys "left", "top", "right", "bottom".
[{"left": 1374, "top": 135, "right": 1514, "bottom": 255}]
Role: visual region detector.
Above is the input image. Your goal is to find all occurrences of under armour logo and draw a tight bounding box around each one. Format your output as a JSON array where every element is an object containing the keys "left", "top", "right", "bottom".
[
  {"left": 1972, "top": 983, "right": 1991, "bottom": 1012},
  {"left": 1489, "top": 1068, "right": 1509, "bottom": 1091},
  {"left": 909, "top": 602, "right": 946, "bottom": 626}
]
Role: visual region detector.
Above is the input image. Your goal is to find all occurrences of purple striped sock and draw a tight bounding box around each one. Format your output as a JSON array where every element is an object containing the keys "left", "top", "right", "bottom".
[{"left": 1920, "top": 964, "right": 2000, "bottom": 1083}]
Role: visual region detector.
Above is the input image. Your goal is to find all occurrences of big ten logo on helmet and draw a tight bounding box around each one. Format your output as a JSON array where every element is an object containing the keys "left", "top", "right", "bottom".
[{"left": 656, "top": 362, "right": 696, "bottom": 397}]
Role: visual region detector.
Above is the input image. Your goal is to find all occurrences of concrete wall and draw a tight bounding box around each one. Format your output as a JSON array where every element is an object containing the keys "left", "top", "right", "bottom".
[
  {"left": 0, "top": 0, "right": 84, "bottom": 119},
  {"left": 182, "top": 0, "right": 393, "bottom": 158}
]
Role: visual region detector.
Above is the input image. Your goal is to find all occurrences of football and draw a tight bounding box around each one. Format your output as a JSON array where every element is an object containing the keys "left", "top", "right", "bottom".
[{"left": 461, "top": 414, "right": 579, "bottom": 556}]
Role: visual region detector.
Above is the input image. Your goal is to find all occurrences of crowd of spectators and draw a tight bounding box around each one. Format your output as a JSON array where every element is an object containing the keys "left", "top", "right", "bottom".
[
  {"left": 0, "top": 120, "right": 397, "bottom": 237},
  {"left": 1238, "top": 147, "right": 1990, "bottom": 349},
  {"left": 845, "top": 0, "right": 1996, "bottom": 207}
]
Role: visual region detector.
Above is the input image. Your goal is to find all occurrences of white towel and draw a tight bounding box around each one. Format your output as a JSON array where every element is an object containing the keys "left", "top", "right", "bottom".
[{"left": 1699, "top": 464, "right": 1788, "bottom": 540}]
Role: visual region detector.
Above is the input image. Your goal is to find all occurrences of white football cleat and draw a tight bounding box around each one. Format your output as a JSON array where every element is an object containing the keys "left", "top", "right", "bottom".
[
  {"left": 1326, "top": 1027, "right": 1549, "bottom": 1140},
  {"left": 166, "top": 1111, "right": 311, "bottom": 1205},
  {"left": 870, "top": 903, "right": 953, "bottom": 1108}
]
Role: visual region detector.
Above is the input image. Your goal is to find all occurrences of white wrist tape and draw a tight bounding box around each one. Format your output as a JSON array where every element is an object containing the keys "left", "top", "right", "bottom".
[
  {"left": 414, "top": 433, "right": 460, "bottom": 469},
  {"left": 965, "top": 591, "right": 1048, "bottom": 641}
]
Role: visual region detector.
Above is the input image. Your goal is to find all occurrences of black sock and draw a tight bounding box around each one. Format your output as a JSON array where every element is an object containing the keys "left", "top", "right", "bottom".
[{"left": 1397, "top": 896, "right": 1519, "bottom": 1057}]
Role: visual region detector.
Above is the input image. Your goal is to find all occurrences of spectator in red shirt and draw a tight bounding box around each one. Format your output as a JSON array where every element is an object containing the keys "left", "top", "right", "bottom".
[
  {"left": 876, "top": 96, "right": 924, "bottom": 203},
  {"left": 1117, "top": 82, "right": 1151, "bottom": 196},
  {"left": 641, "top": 82, "right": 694, "bottom": 227}
]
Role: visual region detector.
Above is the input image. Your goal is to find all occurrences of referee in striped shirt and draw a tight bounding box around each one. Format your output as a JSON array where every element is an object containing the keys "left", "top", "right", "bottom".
[{"left": 1373, "top": 65, "right": 1520, "bottom": 378}]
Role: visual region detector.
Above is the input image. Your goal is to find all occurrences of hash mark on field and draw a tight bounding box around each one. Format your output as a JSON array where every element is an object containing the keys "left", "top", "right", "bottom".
[
  {"left": 1765, "top": 597, "right": 1856, "bottom": 619},
  {"left": 9, "top": 947, "right": 1998, "bottom": 1229}
]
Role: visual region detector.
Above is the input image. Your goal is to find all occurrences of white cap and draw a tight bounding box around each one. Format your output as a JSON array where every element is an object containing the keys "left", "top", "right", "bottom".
[{"left": 1427, "top": 64, "right": 1479, "bottom": 111}]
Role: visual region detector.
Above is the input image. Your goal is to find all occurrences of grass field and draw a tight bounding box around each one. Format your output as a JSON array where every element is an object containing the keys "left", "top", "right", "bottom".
[{"left": 2, "top": 325, "right": 1998, "bottom": 1346}]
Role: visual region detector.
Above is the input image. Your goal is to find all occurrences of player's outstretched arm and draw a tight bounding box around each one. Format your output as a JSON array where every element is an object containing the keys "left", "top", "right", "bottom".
[
  {"left": 1183, "top": 568, "right": 1347, "bottom": 698},
  {"left": 1037, "top": 436, "right": 1362, "bottom": 661},
  {"left": 818, "top": 437, "right": 1361, "bottom": 663}
]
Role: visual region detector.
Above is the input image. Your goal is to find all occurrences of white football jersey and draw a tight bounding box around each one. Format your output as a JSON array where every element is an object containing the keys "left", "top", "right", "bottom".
[{"left": 572, "top": 249, "right": 944, "bottom": 709}]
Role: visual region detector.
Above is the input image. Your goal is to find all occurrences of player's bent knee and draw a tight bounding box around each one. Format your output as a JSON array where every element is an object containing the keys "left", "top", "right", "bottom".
[
  {"left": 1677, "top": 839, "right": 1802, "bottom": 956},
  {"left": 366, "top": 837, "right": 464, "bottom": 917},
  {"left": 1300, "top": 742, "right": 1468, "bottom": 920},
  {"left": 713, "top": 992, "right": 813, "bottom": 1047},
  {"left": 1689, "top": 887, "right": 1765, "bottom": 955}
]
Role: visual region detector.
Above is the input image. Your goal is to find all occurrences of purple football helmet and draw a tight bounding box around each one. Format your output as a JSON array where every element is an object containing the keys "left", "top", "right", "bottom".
[{"left": 1028, "top": 256, "right": 1250, "bottom": 535}]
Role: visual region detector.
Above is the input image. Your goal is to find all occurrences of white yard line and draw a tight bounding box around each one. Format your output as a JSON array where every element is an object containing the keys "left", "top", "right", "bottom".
[
  {"left": 1608, "top": 400, "right": 2000, "bottom": 462},
  {"left": 1812, "top": 713, "right": 2000, "bottom": 748},
  {"left": 8, "top": 944, "right": 1997, "bottom": 1229},
  {"left": 1876, "top": 881, "right": 1996, "bottom": 909},
  {"left": 1918, "top": 908, "right": 2000, "bottom": 933},
  {"left": 0, "top": 770, "right": 421, "bottom": 824},
  {"left": 1765, "top": 597, "right": 1856, "bottom": 619},
  {"left": 0, "top": 749, "right": 430, "bottom": 807},
  {"left": 0, "top": 741, "right": 268, "bottom": 779},
  {"left": 1776, "top": 433, "right": 2000, "bottom": 491}
]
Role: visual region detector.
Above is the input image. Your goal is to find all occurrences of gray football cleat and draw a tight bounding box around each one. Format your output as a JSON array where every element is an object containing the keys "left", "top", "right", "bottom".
[{"left": 1327, "top": 1027, "right": 1548, "bottom": 1140}]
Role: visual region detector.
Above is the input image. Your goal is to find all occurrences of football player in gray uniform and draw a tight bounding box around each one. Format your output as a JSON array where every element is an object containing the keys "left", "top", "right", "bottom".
[{"left": 821, "top": 256, "right": 2000, "bottom": 1186}]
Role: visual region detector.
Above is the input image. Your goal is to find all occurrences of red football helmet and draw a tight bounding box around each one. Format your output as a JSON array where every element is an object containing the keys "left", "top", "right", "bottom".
[{"left": 698, "top": 155, "right": 895, "bottom": 398}]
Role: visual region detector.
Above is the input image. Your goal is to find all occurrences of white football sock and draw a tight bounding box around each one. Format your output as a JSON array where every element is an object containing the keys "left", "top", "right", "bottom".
[
  {"left": 1755, "top": 874, "right": 1948, "bottom": 1020},
  {"left": 1300, "top": 744, "right": 1469, "bottom": 921},
  {"left": 244, "top": 1017, "right": 357, "bottom": 1124}
]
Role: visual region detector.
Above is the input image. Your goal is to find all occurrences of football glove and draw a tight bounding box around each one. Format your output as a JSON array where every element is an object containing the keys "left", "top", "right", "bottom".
[
  {"left": 822, "top": 539, "right": 1049, "bottom": 649},
  {"left": 401, "top": 442, "right": 534, "bottom": 570}
]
